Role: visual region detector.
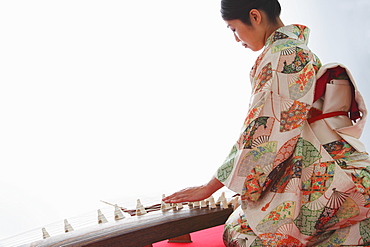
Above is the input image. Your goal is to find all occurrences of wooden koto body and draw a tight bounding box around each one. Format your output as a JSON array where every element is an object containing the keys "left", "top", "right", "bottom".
[{"left": 25, "top": 205, "right": 233, "bottom": 247}]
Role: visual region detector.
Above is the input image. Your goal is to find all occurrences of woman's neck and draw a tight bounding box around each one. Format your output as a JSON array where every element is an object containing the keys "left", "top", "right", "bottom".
[{"left": 264, "top": 18, "right": 285, "bottom": 44}]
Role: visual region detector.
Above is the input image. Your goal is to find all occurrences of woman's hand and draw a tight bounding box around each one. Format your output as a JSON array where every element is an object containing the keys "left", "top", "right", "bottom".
[
  {"left": 162, "top": 177, "right": 224, "bottom": 203},
  {"left": 162, "top": 185, "right": 211, "bottom": 203}
]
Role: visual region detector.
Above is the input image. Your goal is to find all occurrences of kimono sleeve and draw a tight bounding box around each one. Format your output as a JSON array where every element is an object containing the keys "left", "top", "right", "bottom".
[{"left": 215, "top": 44, "right": 319, "bottom": 201}]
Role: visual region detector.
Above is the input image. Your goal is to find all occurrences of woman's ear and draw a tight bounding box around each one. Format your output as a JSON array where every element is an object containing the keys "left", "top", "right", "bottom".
[{"left": 249, "top": 9, "right": 262, "bottom": 24}]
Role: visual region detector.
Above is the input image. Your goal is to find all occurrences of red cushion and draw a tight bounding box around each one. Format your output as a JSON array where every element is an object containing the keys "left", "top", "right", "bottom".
[{"left": 153, "top": 225, "right": 225, "bottom": 247}]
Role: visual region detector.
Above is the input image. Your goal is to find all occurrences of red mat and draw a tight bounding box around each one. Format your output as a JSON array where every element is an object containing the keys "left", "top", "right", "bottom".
[{"left": 153, "top": 225, "right": 225, "bottom": 247}]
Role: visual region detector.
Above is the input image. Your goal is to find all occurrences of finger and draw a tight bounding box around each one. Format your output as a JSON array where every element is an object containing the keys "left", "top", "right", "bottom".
[{"left": 163, "top": 194, "right": 190, "bottom": 203}]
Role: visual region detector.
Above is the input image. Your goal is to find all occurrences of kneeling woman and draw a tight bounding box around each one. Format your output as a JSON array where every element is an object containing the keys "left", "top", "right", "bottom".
[{"left": 164, "top": 0, "right": 370, "bottom": 246}]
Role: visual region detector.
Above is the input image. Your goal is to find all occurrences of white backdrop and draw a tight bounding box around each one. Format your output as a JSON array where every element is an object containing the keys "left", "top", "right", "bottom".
[{"left": 1, "top": 0, "right": 369, "bottom": 241}]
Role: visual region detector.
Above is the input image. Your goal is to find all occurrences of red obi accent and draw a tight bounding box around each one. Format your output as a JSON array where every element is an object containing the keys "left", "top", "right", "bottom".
[
  {"left": 314, "top": 66, "right": 360, "bottom": 122},
  {"left": 307, "top": 111, "right": 348, "bottom": 124}
]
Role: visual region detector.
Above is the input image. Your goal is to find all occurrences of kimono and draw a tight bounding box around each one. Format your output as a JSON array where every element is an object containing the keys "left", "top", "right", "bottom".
[{"left": 216, "top": 24, "right": 370, "bottom": 246}]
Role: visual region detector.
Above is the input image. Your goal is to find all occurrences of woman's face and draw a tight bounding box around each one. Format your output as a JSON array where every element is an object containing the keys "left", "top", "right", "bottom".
[{"left": 225, "top": 19, "right": 266, "bottom": 51}]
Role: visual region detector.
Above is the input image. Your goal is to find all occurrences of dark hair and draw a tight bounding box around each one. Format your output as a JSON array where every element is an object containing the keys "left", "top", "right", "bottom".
[{"left": 221, "top": 0, "right": 281, "bottom": 25}]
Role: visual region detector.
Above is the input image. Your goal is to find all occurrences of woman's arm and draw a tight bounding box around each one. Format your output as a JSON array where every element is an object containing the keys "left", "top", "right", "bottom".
[{"left": 162, "top": 176, "right": 224, "bottom": 203}]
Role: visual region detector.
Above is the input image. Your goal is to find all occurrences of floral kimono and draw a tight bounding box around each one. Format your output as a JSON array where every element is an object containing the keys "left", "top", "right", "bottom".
[{"left": 217, "top": 24, "right": 370, "bottom": 246}]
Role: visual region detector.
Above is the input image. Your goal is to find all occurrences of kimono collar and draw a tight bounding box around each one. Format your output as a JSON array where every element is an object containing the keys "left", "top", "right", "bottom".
[{"left": 265, "top": 24, "right": 310, "bottom": 47}]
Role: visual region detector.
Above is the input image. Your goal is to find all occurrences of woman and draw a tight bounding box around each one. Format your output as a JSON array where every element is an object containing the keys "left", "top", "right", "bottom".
[{"left": 163, "top": 0, "right": 370, "bottom": 245}]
